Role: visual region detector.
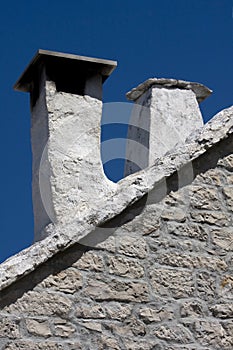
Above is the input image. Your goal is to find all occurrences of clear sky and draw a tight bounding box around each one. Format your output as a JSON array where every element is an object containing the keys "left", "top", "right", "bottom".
[{"left": 0, "top": 0, "right": 232, "bottom": 262}]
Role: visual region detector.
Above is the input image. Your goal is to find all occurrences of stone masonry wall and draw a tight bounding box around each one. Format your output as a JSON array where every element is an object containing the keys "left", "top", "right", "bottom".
[{"left": 0, "top": 151, "right": 233, "bottom": 349}]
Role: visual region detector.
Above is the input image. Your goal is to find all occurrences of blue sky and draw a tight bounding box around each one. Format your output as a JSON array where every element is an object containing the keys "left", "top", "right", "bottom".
[{"left": 0, "top": 0, "right": 232, "bottom": 262}]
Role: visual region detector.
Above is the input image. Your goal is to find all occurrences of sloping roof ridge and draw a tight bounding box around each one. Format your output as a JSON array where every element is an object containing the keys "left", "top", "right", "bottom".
[{"left": 0, "top": 105, "right": 233, "bottom": 292}]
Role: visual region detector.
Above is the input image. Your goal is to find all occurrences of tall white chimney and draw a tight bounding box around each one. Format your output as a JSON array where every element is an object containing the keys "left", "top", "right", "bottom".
[{"left": 14, "top": 50, "right": 117, "bottom": 241}]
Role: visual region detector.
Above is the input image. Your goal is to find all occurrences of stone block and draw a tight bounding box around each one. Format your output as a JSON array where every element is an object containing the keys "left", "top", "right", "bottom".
[
  {"left": 164, "top": 346, "right": 209, "bottom": 350},
  {"left": 196, "top": 271, "right": 216, "bottom": 300},
  {"left": 84, "top": 275, "right": 150, "bottom": 302},
  {"left": 190, "top": 185, "right": 221, "bottom": 210},
  {"left": 156, "top": 251, "right": 227, "bottom": 271},
  {"left": 191, "top": 210, "right": 229, "bottom": 226},
  {"left": 0, "top": 317, "right": 20, "bottom": 339},
  {"left": 138, "top": 304, "right": 174, "bottom": 323},
  {"left": 107, "top": 255, "right": 144, "bottom": 278},
  {"left": 109, "top": 316, "right": 146, "bottom": 337},
  {"left": 187, "top": 320, "right": 232, "bottom": 349},
  {"left": 210, "top": 303, "right": 233, "bottom": 318},
  {"left": 196, "top": 168, "right": 225, "bottom": 187},
  {"left": 223, "top": 186, "right": 233, "bottom": 211},
  {"left": 76, "top": 301, "right": 132, "bottom": 321},
  {"left": 211, "top": 227, "right": 233, "bottom": 251},
  {"left": 95, "top": 235, "right": 116, "bottom": 253},
  {"left": 218, "top": 275, "right": 233, "bottom": 299},
  {"left": 5, "top": 291, "right": 72, "bottom": 317},
  {"left": 99, "top": 335, "right": 121, "bottom": 350},
  {"left": 118, "top": 235, "right": 148, "bottom": 259},
  {"left": 25, "top": 318, "right": 52, "bottom": 337},
  {"left": 218, "top": 154, "right": 233, "bottom": 171},
  {"left": 76, "top": 303, "right": 105, "bottom": 319},
  {"left": 104, "top": 302, "right": 132, "bottom": 321},
  {"left": 73, "top": 251, "right": 105, "bottom": 272},
  {"left": 53, "top": 319, "right": 76, "bottom": 338},
  {"left": 40, "top": 268, "right": 83, "bottom": 294},
  {"left": 123, "top": 339, "right": 163, "bottom": 350},
  {"left": 161, "top": 207, "right": 186, "bottom": 222},
  {"left": 79, "top": 321, "right": 102, "bottom": 333},
  {"left": 180, "top": 300, "right": 207, "bottom": 317},
  {"left": 150, "top": 268, "right": 194, "bottom": 298},
  {"left": 4, "top": 341, "right": 63, "bottom": 350},
  {"left": 166, "top": 222, "right": 208, "bottom": 241},
  {"left": 152, "top": 324, "right": 193, "bottom": 343}
]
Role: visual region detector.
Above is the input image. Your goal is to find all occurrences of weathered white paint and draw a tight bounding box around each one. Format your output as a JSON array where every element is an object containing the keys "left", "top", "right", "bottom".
[{"left": 124, "top": 79, "right": 211, "bottom": 176}]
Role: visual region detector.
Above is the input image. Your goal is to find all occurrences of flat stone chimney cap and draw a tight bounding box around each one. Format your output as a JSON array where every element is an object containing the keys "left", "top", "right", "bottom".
[
  {"left": 14, "top": 49, "right": 117, "bottom": 92},
  {"left": 126, "top": 78, "right": 212, "bottom": 103}
]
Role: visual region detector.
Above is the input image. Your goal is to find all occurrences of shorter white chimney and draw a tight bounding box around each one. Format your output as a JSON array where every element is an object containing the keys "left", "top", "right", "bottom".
[{"left": 125, "top": 78, "right": 212, "bottom": 176}]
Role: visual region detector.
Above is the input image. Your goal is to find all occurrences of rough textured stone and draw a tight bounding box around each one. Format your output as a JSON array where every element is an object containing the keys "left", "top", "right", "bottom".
[
  {"left": 76, "top": 303, "right": 106, "bottom": 319},
  {"left": 218, "top": 154, "right": 233, "bottom": 171},
  {"left": 138, "top": 304, "right": 174, "bottom": 323},
  {"left": 76, "top": 301, "right": 132, "bottom": 322},
  {"left": 196, "top": 271, "right": 216, "bottom": 300},
  {"left": 4, "top": 341, "right": 63, "bottom": 350},
  {"left": 186, "top": 320, "right": 233, "bottom": 348},
  {"left": 25, "top": 318, "right": 52, "bottom": 337},
  {"left": 109, "top": 317, "right": 146, "bottom": 337},
  {"left": 40, "top": 268, "right": 82, "bottom": 293},
  {"left": 210, "top": 303, "right": 233, "bottom": 318},
  {"left": 211, "top": 227, "right": 233, "bottom": 251},
  {"left": 190, "top": 185, "right": 221, "bottom": 210},
  {"left": 196, "top": 168, "right": 225, "bottom": 186},
  {"left": 107, "top": 255, "right": 144, "bottom": 278},
  {"left": 4, "top": 291, "right": 72, "bottom": 316},
  {"left": 84, "top": 275, "right": 150, "bottom": 302},
  {"left": 150, "top": 268, "right": 194, "bottom": 298},
  {"left": 104, "top": 303, "right": 132, "bottom": 321},
  {"left": 100, "top": 336, "right": 121, "bottom": 350},
  {"left": 157, "top": 251, "right": 227, "bottom": 271},
  {"left": 191, "top": 210, "right": 229, "bottom": 226},
  {"left": 117, "top": 235, "right": 148, "bottom": 258},
  {"left": 180, "top": 300, "right": 207, "bottom": 318},
  {"left": 161, "top": 207, "right": 186, "bottom": 222},
  {"left": 0, "top": 318, "right": 20, "bottom": 339},
  {"left": 53, "top": 319, "right": 76, "bottom": 338},
  {"left": 124, "top": 339, "right": 163, "bottom": 350},
  {"left": 152, "top": 324, "right": 193, "bottom": 343},
  {"left": 73, "top": 251, "right": 105, "bottom": 272},
  {"left": 166, "top": 222, "right": 208, "bottom": 241},
  {"left": 218, "top": 275, "right": 233, "bottom": 299},
  {"left": 223, "top": 186, "right": 233, "bottom": 211}
]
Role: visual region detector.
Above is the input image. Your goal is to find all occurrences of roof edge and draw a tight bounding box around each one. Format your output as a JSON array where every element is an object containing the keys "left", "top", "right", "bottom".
[{"left": 0, "top": 105, "right": 233, "bottom": 292}]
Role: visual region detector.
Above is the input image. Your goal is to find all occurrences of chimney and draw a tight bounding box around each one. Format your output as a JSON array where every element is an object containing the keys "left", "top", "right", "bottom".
[
  {"left": 124, "top": 78, "right": 212, "bottom": 176},
  {"left": 14, "top": 50, "right": 117, "bottom": 241}
]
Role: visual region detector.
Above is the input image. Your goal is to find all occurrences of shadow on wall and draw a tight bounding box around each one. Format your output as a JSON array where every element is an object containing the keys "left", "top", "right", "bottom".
[{"left": 1, "top": 133, "right": 232, "bottom": 309}]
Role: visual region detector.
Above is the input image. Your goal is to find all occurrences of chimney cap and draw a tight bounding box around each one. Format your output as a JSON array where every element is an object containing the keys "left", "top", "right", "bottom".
[
  {"left": 126, "top": 77, "right": 212, "bottom": 103},
  {"left": 14, "top": 49, "right": 117, "bottom": 92}
]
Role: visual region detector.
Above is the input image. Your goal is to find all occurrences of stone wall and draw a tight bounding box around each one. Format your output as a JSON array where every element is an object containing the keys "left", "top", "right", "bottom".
[{"left": 0, "top": 148, "right": 232, "bottom": 349}]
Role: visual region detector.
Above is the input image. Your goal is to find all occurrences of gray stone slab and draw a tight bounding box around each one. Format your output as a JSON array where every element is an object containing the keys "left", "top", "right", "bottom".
[
  {"left": 14, "top": 49, "right": 117, "bottom": 92},
  {"left": 126, "top": 77, "right": 212, "bottom": 102}
]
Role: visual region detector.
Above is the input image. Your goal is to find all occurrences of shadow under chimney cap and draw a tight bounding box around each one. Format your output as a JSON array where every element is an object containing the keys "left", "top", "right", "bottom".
[
  {"left": 126, "top": 77, "right": 212, "bottom": 103},
  {"left": 14, "top": 49, "right": 117, "bottom": 92}
]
